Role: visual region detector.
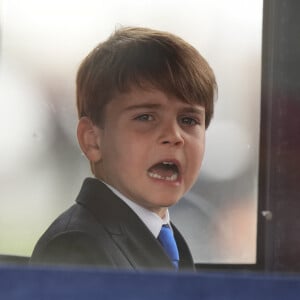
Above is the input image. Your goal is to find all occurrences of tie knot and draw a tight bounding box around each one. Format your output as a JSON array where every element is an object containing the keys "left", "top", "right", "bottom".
[{"left": 158, "top": 224, "right": 179, "bottom": 269}]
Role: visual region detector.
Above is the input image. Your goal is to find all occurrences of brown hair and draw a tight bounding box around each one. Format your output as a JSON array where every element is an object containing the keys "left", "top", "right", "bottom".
[{"left": 76, "top": 27, "right": 217, "bottom": 128}]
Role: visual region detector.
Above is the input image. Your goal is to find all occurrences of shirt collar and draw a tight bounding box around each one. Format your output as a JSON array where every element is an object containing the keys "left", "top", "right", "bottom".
[{"left": 99, "top": 180, "right": 170, "bottom": 238}]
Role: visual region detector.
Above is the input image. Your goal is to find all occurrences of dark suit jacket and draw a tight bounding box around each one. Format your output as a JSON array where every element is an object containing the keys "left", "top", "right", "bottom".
[{"left": 30, "top": 178, "right": 195, "bottom": 271}]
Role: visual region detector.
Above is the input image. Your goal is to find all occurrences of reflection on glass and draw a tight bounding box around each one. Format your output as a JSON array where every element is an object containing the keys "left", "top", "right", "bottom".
[{"left": 0, "top": 0, "right": 262, "bottom": 263}]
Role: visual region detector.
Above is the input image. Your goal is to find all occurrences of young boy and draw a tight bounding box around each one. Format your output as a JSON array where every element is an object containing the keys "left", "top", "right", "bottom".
[{"left": 30, "top": 27, "right": 216, "bottom": 271}]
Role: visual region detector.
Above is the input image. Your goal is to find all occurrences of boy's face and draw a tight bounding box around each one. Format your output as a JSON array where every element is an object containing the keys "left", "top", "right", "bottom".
[{"left": 94, "top": 87, "right": 206, "bottom": 218}]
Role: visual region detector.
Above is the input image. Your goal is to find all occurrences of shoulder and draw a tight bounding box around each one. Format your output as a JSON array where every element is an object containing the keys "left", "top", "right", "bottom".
[
  {"left": 30, "top": 203, "right": 114, "bottom": 267},
  {"left": 38, "top": 203, "right": 100, "bottom": 239},
  {"left": 31, "top": 230, "right": 116, "bottom": 267}
]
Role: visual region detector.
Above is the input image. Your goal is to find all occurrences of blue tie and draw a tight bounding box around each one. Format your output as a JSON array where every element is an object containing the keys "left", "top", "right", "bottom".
[{"left": 158, "top": 224, "right": 179, "bottom": 269}]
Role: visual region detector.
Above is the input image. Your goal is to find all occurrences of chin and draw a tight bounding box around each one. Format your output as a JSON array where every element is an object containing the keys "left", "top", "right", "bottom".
[{"left": 157, "top": 198, "right": 180, "bottom": 207}]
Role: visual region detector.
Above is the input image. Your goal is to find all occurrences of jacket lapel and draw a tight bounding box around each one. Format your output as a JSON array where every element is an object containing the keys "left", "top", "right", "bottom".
[
  {"left": 172, "top": 223, "right": 195, "bottom": 271},
  {"left": 76, "top": 178, "right": 174, "bottom": 270},
  {"left": 110, "top": 222, "right": 174, "bottom": 270}
]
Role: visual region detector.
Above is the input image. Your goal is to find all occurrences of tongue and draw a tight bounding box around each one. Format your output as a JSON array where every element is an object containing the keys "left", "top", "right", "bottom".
[{"left": 148, "top": 163, "right": 177, "bottom": 178}]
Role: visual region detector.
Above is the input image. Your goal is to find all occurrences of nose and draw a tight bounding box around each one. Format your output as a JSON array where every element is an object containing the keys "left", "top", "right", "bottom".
[{"left": 158, "top": 120, "right": 184, "bottom": 147}]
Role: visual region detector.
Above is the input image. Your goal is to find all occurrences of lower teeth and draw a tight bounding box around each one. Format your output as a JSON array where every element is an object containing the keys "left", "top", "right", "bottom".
[{"left": 148, "top": 172, "right": 178, "bottom": 181}]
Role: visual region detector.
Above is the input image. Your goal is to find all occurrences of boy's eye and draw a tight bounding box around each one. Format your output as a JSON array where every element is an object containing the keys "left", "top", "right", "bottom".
[
  {"left": 179, "top": 116, "right": 200, "bottom": 126},
  {"left": 135, "top": 114, "right": 154, "bottom": 121}
]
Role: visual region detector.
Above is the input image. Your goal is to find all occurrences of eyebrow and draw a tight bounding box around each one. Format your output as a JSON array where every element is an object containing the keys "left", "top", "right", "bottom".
[
  {"left": 124, "top": 103, "right": 205, "bottom": 115},
  {"left": 180, "top": 107, "right": 205, "bottom": 116},
  {"left": 123, "top": 103, "right": 162, "bottom": 111}
]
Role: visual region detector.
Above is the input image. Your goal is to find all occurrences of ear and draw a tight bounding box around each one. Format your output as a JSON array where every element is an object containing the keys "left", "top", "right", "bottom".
[{"left": 77, "top": 117, "right": 102, "bottom": 162}]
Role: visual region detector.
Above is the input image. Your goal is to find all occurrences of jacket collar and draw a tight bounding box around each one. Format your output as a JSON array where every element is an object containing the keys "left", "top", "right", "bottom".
[{"left": 76, "top": 178, "right": 176, "bottom": 270}]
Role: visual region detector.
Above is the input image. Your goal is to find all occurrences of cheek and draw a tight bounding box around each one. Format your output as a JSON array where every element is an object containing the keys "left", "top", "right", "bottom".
[
  {"left": 198, "top": 133, "right": 206, "bottom": 159},
  {"left": 101, "top": 133, "right": 124, "bottom": 168},
  {"left": 110, "top": 135, "right": 144, "bottom": 168},
  {"left": 200, "top": 137, "right": 206, "bottom": 163},
  {"left": 189, "top": 138, "right": 205, "bottom": 171}
]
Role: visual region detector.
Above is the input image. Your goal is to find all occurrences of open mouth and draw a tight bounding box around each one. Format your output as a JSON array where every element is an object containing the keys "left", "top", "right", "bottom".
[{"left": 147, "top": 161, "right": 180, "bottom": 182}]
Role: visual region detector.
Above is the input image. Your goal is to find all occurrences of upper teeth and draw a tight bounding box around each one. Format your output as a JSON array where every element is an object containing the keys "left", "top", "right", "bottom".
[{"left": 162, "top": 161, "right": 174, "bottom": 165}]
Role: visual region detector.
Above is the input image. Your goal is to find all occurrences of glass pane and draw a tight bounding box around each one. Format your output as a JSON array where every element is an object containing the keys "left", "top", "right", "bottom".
[{"left": 0, "top": 0, "right": 262, "bottom": 263}]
